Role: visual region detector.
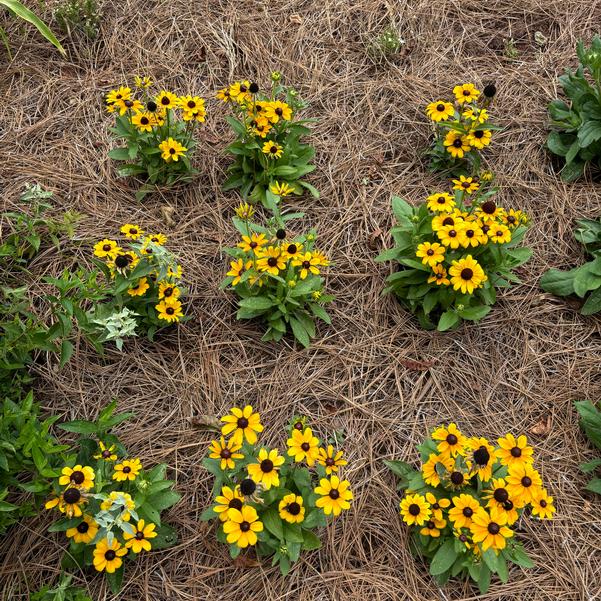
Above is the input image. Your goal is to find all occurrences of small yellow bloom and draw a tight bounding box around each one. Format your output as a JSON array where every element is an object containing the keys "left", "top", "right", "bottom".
[
  {"left": 156, "top": 298, "right": 184, "bottom": 322},
  {"left": 270, "top": 181, "right": 294, "bottom": 197},
  {"left": 113, "top": 458, "right": 142, "bottom": 482},
  {"left": 128, "top": 277, "right": 150, "bottom": 297},
  {"left": 262, "top": 141, "right": 283, "bottom": 159},
  {"left": 159, "top": 137, "right": 187, "bottom": 162},
  {"left": 123, "top": 519, "right": 157, "bottom": 553},
  {"left": 453, "top": 83, "right": 481, "bottom": 104},
  {"left": 93, "top": 538, "right": 127, "bottom": 573}
]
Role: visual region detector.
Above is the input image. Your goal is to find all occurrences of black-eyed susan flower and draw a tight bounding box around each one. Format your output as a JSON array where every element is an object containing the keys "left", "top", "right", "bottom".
[
  {"left": 270, "top": 181, "right": 294, "bottom": 197},
  {"left": 427, "top": 265, "right": 450, "bottom": 286},
  {"left": 476, "top": 200, "right": 504, "bottom": 221},
  {"left": 436, "top": 223, "right": 464, "bottom": 249},
  {"left": 466, "top": 437, "right": 495, "bottom": 481},
  {"left": 229, "top": 81, "right": 252, "bottom": 103},
  {"left": 462, "top": 107, "right": 489, "bottom": 123},
  {"left": 257, "top": 246, "right": 286, "bottom": 276},
  {"left": 496, "top": 434, "right": 534, "bottom": 468},
  {"left": 469, "top": 506, "right": 513, "bottom": 552},
  {"left": 156, "top": 90, "right": 179, "bottom": 110},
  {"left": 505, "top": 463, "right": 542, "bottom": 506},
  {"left": 458, "top": 223, "right": 487, "bottom": 248},
  {"left": 59, "top": 465, "right": 95, "bottom": 490},
  {"left": 92, "top": 538, "right": 128, "bottom": 573},
  {"left": 416, "top": 242, "right": 445, "bottom": 267},
  {"left": 100, "top": 491, "right": 135, "bottom": 520},
  {"left": 446, "top": 466, "right": 471, "bottom": 488},
  {"left": 281, "top": 241, "right": 304, "bottom": 261},
  {"left": 400, "top": 493, "right": 431, "bottom": 526},
  {"left": 287, "top": 427, "right": 320, "bottom": 466},
  {"left": 208, "top": 436, "right": 244, "bottom": 470},
  {"left": 237, "top": 233, "right": 268, "bottom": 254},
  {"left": 482, "top": 478, "right": 519, "bottom": 524},
  {"left": 452, "top": 175, "right": 480, "bottom": 194},
  {"left": 94, "top": 441, "right": 117, "bottom": 462},
  {"left": 427, "top": 192, "right": 456, "bottom": 213},
  {"left": 216, "top": 87, "right": 232, "bottom": 102},
  {"left": 264, "top": 100, "right": 293, "bottom": 123},
  {"left": 167, "top": 264, "right": 183, "bottom": 279},
  {"left": 467, "top": 128, "right": 492, "bottom": 149},
  {"left": 431, "top": 213, "right": 459, "bottom": 232},
  {"left": 449, "top": 255, "right": 487, "bottom": 294},
  {"left": 421, "top": 453, "right": 453, "bottom": 487},
  {"left": 227, "top": 259, "right": 248, "bottom": 286},
  {"left": 292, "top": 252, "right": 322, "bottom": 279},
  {"left": 45, "top": 487, "right": 86, "bottom": 518},
  {"left": 108, "top": 250, "right": 139, "bottom": 274},
  {"left": 214, "top": 485, "right": 245, "bottom": 521},
  {"left": 432, "top": 423, "right": 466, "bottom": 457},
  {"left": 120, "top": 224, "right": 145, "bottom": 240},
  {"left": 93, "top": 239, "right": 120, "bottom": 258},
  {"left": 128, "top": 277, "right": 150, "bottom": 297},
  {"left": 146, "top": 233, "right": 167, "bottom": 245},
  {"left": 134, "top": 75, "right": 153, "bottom": 88},
  {"left": 156, "top": 298, "right": 184, "bottom": 322},
  {"left": 315, "top": 475, "right": 353, "bottom": 516},
  {"left": 279, "top": 493, "right": 305, "bottom": 524},
  {"left": 131, "top": 112, "right": 155, "bottom": 132},
  {"left": 530, "top": 488, "right": 555, "bottom": 519},
  {"left": 453, "top": 83, "right": 481, "bottom": 104},
  {"left": 425, "top": 100, "right": 454, "bottom": 122},
  {"left": 180, "top": 95, "right": 206, "bottom": 120},
  {"left": 66, "top": 514, "right": 99, "bottom": 544},
  {"left": 159, "top": 137, "right": 188, "bottom": 162},
  {"left": 113, "top": 458, "right": 142, "bottom": 482},
  {"left": 488, "top": 223, "right": 512, "bottom": 244},
  {"left": 221, "top": 405, "right": 264, "bottom": 445},
  {"left": 448, "top": 493, "right": 481, "bottom": 529},
  {"left": 247, "top": 448, "right": 285, "bottom": 489},
  {"left": 420, "top": 516, "right": 447, "bottom": 537},
  {"left": 106, "top": 86, "right": 132, "bottom": 115},
  {"left": 251, "top": 117, "right": 272, "bottom": 138},
  {"left": 317, "top": 445, "right": 347, "bottom": 475},
  {"left": 223, "top": 506, "right": 263, "bottom": 547},
  {"left": 425, "top": 493, "right": 451, "bottom": 521},
  {"left": 234, "top": 202, "right": 255, "bottom": 220},
  {"left": 262, "top": 141, "right": 283, "bottom": 159},
  {"left": 158, "top": 282, "right": 181, "bottom": 300},
  {"left": 123, "top": 519, "right": 157, "bottom": 553},
  {"left": 444, "top": 131, "right": 471, "bottom": 158}
]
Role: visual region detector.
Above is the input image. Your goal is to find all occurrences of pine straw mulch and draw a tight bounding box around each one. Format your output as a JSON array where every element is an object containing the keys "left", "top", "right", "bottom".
[{"left": 1, "top": 0, "right": 601, "bottom": 599}]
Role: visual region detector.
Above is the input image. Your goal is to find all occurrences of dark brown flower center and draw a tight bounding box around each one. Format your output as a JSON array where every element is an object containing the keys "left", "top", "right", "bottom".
[
  {"left": 102, "top": 450, "right": 111, "bottom": 458},
  {"left": 220, "top": 448, "right": 232, "bottom": 459},
  {"left": 240, "top": 478, "right": 256, "bottom": 495},
  {"left": 161, "top": 96, "right": 170, "bottom": 105},
  {"left": 449, "top": 229, "right": 457, "bottom": 237},
  {"left": 473, "top": 446, "right": 490, "bottom": 466},
  {"left": 63, "top": 488, "right": 81, "bottom": 504},
  {"left": 102, "top": 244, "right": 112, "bottom": 251},
  {"left": 446, "top": 434, "right": 458, "bottom": 445},
  {"left": 301, "top": 442, "right": 310, "bottom": 452},
  {"left": 437, "top": 196, "right": 446, "bottom": 204},
  {"left": 408, "top": 503, "right": 421, "bottom": 516},
  {"left": 187, "top": 100, "right": 196, "bottom": 108},
  {"left": 494, "top": 488, "right": 509, "bottom": 503},
  {"left": 466, "top": 229, "right": 475, "bottom": 238},
  {"left": 237, "top": 417, "right": 249, "bottom": 429},
  {"left": 77, "top": 521, "right": 89, "bottom": 533},
  {"left": 169, "top": 148, "right": 176, "bottom": 154},
  {"left": 287, "top": 244, "right": 297, "bottom": 254},
  {"left": 166, "top": 307, "right": 175, "bottom": 315},
  {"left": 436, "top": 103, "right": 445, "bottom": 111},
  {"left": 115, "top": 255, "right": 131, "bottom": 268},
  {"left": 135, "top": 531, "right": 145, "bottom": 540},
  {"left": 267, "top": 257, "right": 278, "bottom": 267},
  {"left": 507, "top": 216, "right": 516, "bottom": 224},
  {"left": 453, "top": 138, "right": 463, "bottom": 147},
  {"left": 521, "top": 476, "right": 532, "bottom": 488},
  {"left": 487, "top": 522, "right": 500, "bottom": 535},
  {"left": 474, "top": 130, "right": 484, "bottom": 138},
  {"left": 503, "top": 500, "right": 514, "bottom": 511},
  {"left": 229, "top": 498, "right": 243, "bottom": 511},
  {"left": 540, "top": 499, "right": 547, "bottom": 508},
  {"left": 164, "top": 287, "right": 174, "bottom": 297},
  {"left": 427, "top": 249, "right": 434, "bottom": 256},
  {"left": 510, "top": 446, "right": 522, "bottom": 457},
  {"left": 302, "top": 260, "right": 311, "bottom": 269},
  {"left": 275, "top": 107, "right": 283, "bottom": 116},
  {"left": 70, "top": 470, "right": 85, "bottom": 484},
  {"left": 325, "top": 458, "right": 335, "bottom": 466},
  {"left": 122, "top": 466, "right": 131, "bottom": 473},
  {"left": 426, "top": 520, "right": 436, "bottom": 529},
  {"left": 442, "top": 217, "right": 454, "bottom": 226},
  {"left": 482, "top": 200, "right": 496, "bottom": 214},
  {"left": 462, "top": 507, "right": 473, "bottom": 517},
  {"left": 105, "top": 550, "right": 116, "bottom": 560},
  {"left": 329, "top": 489, "right": 340, "bottom": 500},
  {"left": 450, "top": 471, "right": 464, "bottom": 485},
  {"left": 287, "top": 502, "right": 301, "bottom": 515},
  {"left": 240, "top": 521, "right": 250, "bottom": 532},
  {"left": 461, "top": 268, "right": 474, "bottom": 280},
  {"left": 141, "top": 117, "right": 149, "bottom": 125},
  {"left": 260, "top": 459, "right": 274, "bottom": 473}
]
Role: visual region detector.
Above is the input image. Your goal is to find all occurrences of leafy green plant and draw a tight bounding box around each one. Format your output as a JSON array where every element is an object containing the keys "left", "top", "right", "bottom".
[
  {"left": 219, "top": 73, "right": 318, "bottom": 209},
  {"left": 540, "top": 217, "right": 601, "bottom": 314},
  {"left": 221, "top": 203, "right": 333, "bottom": 347},
  {"left": 201, "top": 408, "right": 352, "bottom": 575},
  {"left": 367, "top": 25, "right": 405, "bottom": 60},
  {"left": 574, "top": 400, "right": 601, "bottom": 495},
  {"left": 547, "top": 36, "right": 601, "bottom": 181},
  {"left": 46, "top": 402, "right": 180, "bottom": 593},
  {"left": 31, "top": 573, "right": 92, "bottom": 601},
  {"left": 376, "top": 176, "right": 532, "bottom": 331},
  {"left": 0, "top": 391, "right": 71, "bottom": 534},
  {"left": 53, "top": 0, "right": 99, "bottom": 39},
  {"left": 0, "top": 0, "right": 65, "bottom": 57}
]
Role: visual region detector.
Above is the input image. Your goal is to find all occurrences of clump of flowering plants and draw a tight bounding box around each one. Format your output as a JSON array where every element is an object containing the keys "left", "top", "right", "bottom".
[
  {"left": 106, "top": 77, "right": 206, "bottom": 199},
  {"left": 426, "top": 82, "right": 500, "bottom": 176},
  {"left": 219, "top": 72, "right": 318, "bottom": 208},
  {"left": 221, "top": 203, "right": 333, "bottom": 347},
  {"left": 386, "top": 423, "right": 554, "bottom": 593},
  {"left": 45, "top": 403, "right": 180, "bottom": 593},
  {"left": 201, "top": 407, "right": 352, "bottom": 575},
  {"left": 376, "top": 175, "right": 532, "bottom": 331}
]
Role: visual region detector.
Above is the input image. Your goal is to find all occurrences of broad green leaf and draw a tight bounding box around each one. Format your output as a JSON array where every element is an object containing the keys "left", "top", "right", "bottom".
[{"left": 429, "top": 539, "right": 457, "bottom": 575}]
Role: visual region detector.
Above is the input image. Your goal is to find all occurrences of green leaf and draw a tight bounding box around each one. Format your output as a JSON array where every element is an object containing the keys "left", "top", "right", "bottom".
[
  {"left": 301, "top": 530, "right": 322, "bottom": 550},
  {"left": 457, "top": 305, "right": 491, "bottom": 322},
  {"left": 238, "top": 296, "right": 276, "bottom": 311},
  {"left": 577, "top": 120, "right": 601, "bottom": 147},
  {"left": 437, "top": 311, "right": 460, "bottom": 332},
  {"left": 560, "top": 160, "right": 585, "bottom": 182},
  {"left": 429, "top": 539, "right": 457, "bottom": 575},
  {"left": 375, "top": 248, "right": 400, "bottom": 262},
  {"left": 59, "top": 339, "right": 74, "bottom": 369},
  {"left": 582, "top": 286, "right": 601, "bottom": 314},
  {"left": 108, "top": 147, "right": 131, "bottom": 161},
  {"left": 585, "top": 478, "right": 601, "bottom": 494},
  {"left": 540, "top": 268, "right": 576, "bottom": 296},
  {"left": 392, "top": 196, "right": 413, "bottom": 221},
  {"left": 289, "top": 317, "right": 310, "bottom": 348},
  {"left": 580, "top": 458, "right": 601, "bottom": 473},
  {"left": 58, "top": 420, "right": 98, "bottom": 435},
  {"left": 262, "top": 507, "right": 284, "bottom": 541}
]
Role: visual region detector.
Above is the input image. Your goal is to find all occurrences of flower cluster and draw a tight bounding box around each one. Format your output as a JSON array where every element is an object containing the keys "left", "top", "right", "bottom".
[
  {"left": 202, "top": 407, "right": 352, "bottom": 575},
  {"left": 376, "top": 176, "right": 531, "bottom": 331},
  {"left": 44, "top": 403, "right": 180, "bottom": 593},
  {"left": 388, "top": 424, "right": 554, "bottom": 593},
  {"left": 90, "top": 224, "right": 185, "bottom": 345},
  {"left": 426, "top": 82, "right": 499, "bottom": 175},
  {"left": 106, "top": 78, "right": 206, "bottom": 199},
  {"left": 222, "top": 204, "right": 333, "bottom": 347},
  {"left": 220, "top": 73, "right": 318, "bottom": 208}
]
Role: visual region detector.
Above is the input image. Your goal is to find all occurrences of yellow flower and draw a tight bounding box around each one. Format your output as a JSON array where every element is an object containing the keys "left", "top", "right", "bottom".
[
  {"left": 399, "top": 493, "right": 430, "bottom": 526},
  {"left": 100, "top": 491, "right": 135, "bottom": 520},
  {"left": 227, "top": 258, "right": 249, "bottom": 286},
  {"left": 428, "top": 265, "right": 450, "bottom": 286},
  {"left": 237, "top": 233, "right": 268, "bottom": 254},
  {"left": 315, "top": 475, "right": 353, "bottom": 516},
  {"left": 465, "top": 437, "right": 496, "bottom": 481},
  {"left": 156, "top": 298, "right": 184, "bottom": 322},
  {"left": 448, "top": 255, "right": 487, "bottom": 294},
  {"left": 131, "top": 112, "right": 156, "bottom": 132},
  {"left": 496, "top": 434, "right": 534, "bottom": 468},
  {"left": 420, "top": 516, "right": 447, "bottom": 537},
  {"left": 257, "top": 246, "right": 286, "bottom": 276},
  {"left": 317, "top": 445, "right": 347, "bottom": 475},
  {"left": 270, "top": 181, "right": 295, "bottom": 197},
  {"left": 134, "top": 76, "right": 153, "bottom": 88},
  {"left": 45, "top": 487, "right": 86, "bottom": 518},
  {"left": 488, "top": 223, "right": 512, "bottom": 244},
  {"left": 221, "top": 405, "right": 264, "bottom": 445},
  {"left": 159, "top": 137, "right": 188, "bottom": 162},
  {"left": 416, "top": 242, "right": 445, "bottom": 267},
  {"left": 281, "top": 241, "right": 304, "bottom": 261},
  {"left": 262, "top": 141, "right": 283, "bottom": 159},
  {"left": 505, "top": 463, "right": 543, "bottom": 506},
  {"left": 482, "top": 478, "right": 520, "bottom": 522},
  {"left": 431, "top": 212, "right": 460, "bottom": 232},
  {"left": 432, "top": 423, "right": 466, "bottom": 457},
  {"left": 279, "top": 493, "right": 305, "bottom": 523},
  {"left": 249, "top": 116, "right": 272, "bottom": 138},
  {"left": 180, "top": 95, "right": 206, "bottom": 122},
  {"left": 156, "top": 283, "right": 180, "bottom": 301},
  {"left": 453, "top": 83, "right": 481, "bottom": 104},
  {"left": 94, "top": 441, "right": 117, "bottom": 462},
  {"left": 292, "top": 252, "right": 322, "bottom": 279},
  {"left": 214, "top": 486, "right": 245, "bottom": 521},
  {"left": 470, "top": 506, "right": 513, "bottom": 552},
  {"left": 234, "top": 202, "right": 255, "bottom": 220},
  {"left": 531, "top": 488, "right": 555, "bottom": 519},
  {"left": 425, "top": 100, "right": 454, "bottom": 122},
  {"left": 216, "top": 87, "right": 232, "bottom": 102},
  {"left": 66, "top": 514, "right": 98, "bottom": 544},
  {"left": 128, "top": 277, "right": 150, "bottom": 297},
  {"left": 59, "top": 465, "right": 95, "bottom": 490},
  {"left": 436, "top": 223, "right": 464, "bottom": 249},
  {"left": 444, "top": 131, "right": 471, "bottom": 158},
  {"left": 427, "top": 192, "right": 456, "bottom": 213},
  {"left": 462, "top": 107, "right": 489, "bottom": 123},
  {"left": 458, "top": 223, "right": 487, "bottom": 248},
  {"left": 106, "top": 86, "right": 131, "bottom": 115},
  {"left": 146, "top": 233, "right": 167, "bottom": 246},
  {"left": 476, "top": 200, "right": 505, "bottom": 221},
  {"left": 229, "top": 81, "right": 252, "bottom": 103},
  {"left": 93, "top": 538, "right": 127, "bottom": 573},
  {"left": 247, "top": 448, "right": 285, "bottom": 489},
  {"left": 155, "top": 90, "right": 179, "bottom": 110},
  {"left": 425, "top": 493, "right": 451, "bottom": 521},
  {"left": 452, "top": 176, "right": 480, "bottom": 194},
  {"left": 287, "top": 427, "right": 320, "bottom": 466},
  {"left": 123, "top": 519, "right": 157, "bottom": 553},
  {"left": 223, "top": 505, "right": 263, "bottom": 547},
  {"left": 264, "top": 100, "right": 293, "bottom": 123},
  {"left": 422, "top": 453, "right": 453, "bottom": 487},
  {"left": 448, "top": 493, "right": 481, "bottom": 529},
  {"left": 208, "top": 437, "right": 244, "bottom": 470},
  {"left": 503, "top": 209, "right": 526, "bottom": 229},
  {"left": 113, "top": 458, "right": 142, "bottom": 482},
  {"left": 108, "top": 251, "right": 139, "bottom": 274},
  {"left": 120, "top": 224, "right": 144, "bottom": 240},
  {"left": 93, "top": 239, "right": 120, "bottom": 258},
  {"left": 467, "top": 128, "right": 492, "bottom": 149}
]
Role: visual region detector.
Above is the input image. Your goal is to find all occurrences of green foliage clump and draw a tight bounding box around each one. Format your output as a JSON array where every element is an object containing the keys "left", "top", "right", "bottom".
[
  {"left": 53, "top": 0, "right": 100, "bottom": 39},
  {"left": 31, "top": 573, "right": 92, "bottom": 601},
  {"left": 574, "top": 400, "right": 601, "bottom": 495}
]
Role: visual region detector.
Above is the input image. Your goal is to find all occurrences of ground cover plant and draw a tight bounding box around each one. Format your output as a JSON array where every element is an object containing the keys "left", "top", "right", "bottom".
[{"left": 574, "top": 400, "right": 601, "bottom": 495}]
